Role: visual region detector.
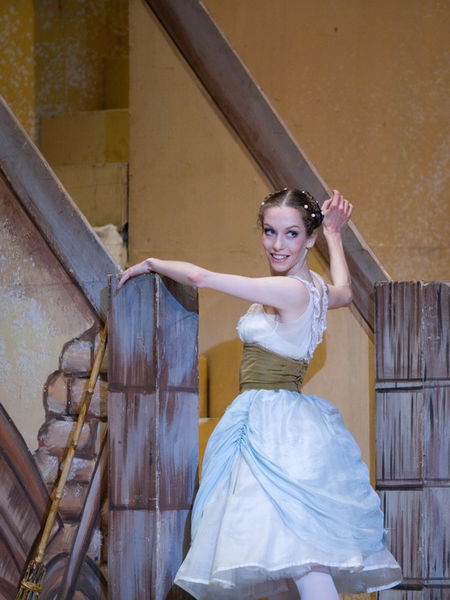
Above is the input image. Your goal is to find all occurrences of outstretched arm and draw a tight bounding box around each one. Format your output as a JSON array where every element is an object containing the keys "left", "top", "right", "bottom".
[
  {"left": 117, "top": 258, "right": 311, "bottom": 317},
  {"left": 321, "top": 190, "right": 353, "bottom": 309}
]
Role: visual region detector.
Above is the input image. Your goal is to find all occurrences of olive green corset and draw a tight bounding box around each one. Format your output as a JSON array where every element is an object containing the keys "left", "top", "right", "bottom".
[{"left": 239, "top": 343, "right": 308, "bottom": 393}]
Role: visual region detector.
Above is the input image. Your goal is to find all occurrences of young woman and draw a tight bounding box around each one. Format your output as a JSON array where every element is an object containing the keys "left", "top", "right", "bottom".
[{"left": 118, "top": 189, "right": 402, "bottom": 600}]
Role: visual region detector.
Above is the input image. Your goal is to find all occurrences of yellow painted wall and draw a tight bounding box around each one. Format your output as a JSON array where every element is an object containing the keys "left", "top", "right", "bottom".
[
  {"left": 203, "top": 0, "right": 449, "bottom": 282},
  {"left": 0, "top": 0, "right": 35, "bottom": 139},
  {"left": 34, "top": 0, "right": 129, "bottom": 117}
]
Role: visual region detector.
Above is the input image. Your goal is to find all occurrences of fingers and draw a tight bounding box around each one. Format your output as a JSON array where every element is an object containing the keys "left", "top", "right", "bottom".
[
  {"left": 330, "top": 190, "right": 352, "bottom": 216},
  {"left": 117, "top": 272, "right": 130, "bottom": 289}
]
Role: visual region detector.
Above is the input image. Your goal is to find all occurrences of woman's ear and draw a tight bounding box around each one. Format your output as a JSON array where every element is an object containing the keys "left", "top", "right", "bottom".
[{"left": 306, "top": 230, "right": 318, "bottom": 249}]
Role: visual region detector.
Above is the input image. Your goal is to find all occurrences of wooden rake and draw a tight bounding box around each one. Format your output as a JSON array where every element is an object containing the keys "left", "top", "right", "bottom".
[{"left": 16, "top": 325, "right": 108, "bottom": 599}]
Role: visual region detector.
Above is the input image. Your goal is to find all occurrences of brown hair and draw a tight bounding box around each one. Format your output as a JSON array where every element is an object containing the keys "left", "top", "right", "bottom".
[{"left": 257, "top": 188, "right": 323, "bottom": 236}]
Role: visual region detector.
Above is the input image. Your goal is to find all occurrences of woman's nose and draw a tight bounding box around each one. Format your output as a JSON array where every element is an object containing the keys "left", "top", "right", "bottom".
[{"left": 273, "top": 235, "right": 283, "bottom": 250}]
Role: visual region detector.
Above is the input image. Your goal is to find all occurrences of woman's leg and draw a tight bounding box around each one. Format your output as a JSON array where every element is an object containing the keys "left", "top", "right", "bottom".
[{"left": 295, "top": 571, "right": 340, "bottom": 600}]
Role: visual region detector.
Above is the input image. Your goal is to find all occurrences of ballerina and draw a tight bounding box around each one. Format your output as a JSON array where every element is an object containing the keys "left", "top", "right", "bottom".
[{"left": 118, "top": 189, "right": 402, "bottom": 599}]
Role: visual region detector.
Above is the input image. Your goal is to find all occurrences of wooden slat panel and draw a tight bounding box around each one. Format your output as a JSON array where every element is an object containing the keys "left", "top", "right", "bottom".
[
  {"left": 423, "top": 282, "right": 450, "bottom": 379},
  {"left": 377, "top": 281, "right": 450, "bottom": 593},
  {"left": 156, "top": 510, "right": 192, "bottom": 600},
  {"left": 108, "top": 392, "right": 156, "bottom": 509},
  {"left": 380, "top": 490, "right": 423, "bottom": 583},
  {"left": 424, "top": 487, "right": 450, "bottom": 582},
  {"left": 376, "top": 391, "right": 424, "bottom": 485},
  {"left": 158, "top": 277, "right": 199, "bottom": 390},
  {"left": 375, "top": 282, "right": 423, "bottom": 382},
  {"left": 109, "top": 510, "right": 155, "bottom": 599},
  {"left": 380, "top": 591, "right": 445, "bottom": 600},
  {"left": 144, "top": 0, "right": 390, "bottom": 329},
  {"left": 0, "top": 96, "right": 119, "bottom": 320},
  {"left": 108, "top": 274, "right": 156, "bottom": 391},
  {"left": 424, "top": 386, "right": 450, "bottom": 481},
  {"left": 159, "top": 392, "right": 198, "bottom": 509}
]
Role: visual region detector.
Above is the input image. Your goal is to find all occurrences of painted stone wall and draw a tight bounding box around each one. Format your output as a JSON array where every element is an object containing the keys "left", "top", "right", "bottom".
[{"left": 0, "top": 174, "right": 98, "bottom": 451}]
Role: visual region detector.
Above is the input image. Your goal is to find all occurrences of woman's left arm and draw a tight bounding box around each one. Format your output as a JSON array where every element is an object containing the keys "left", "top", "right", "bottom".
[{"left": 322, "top": 190, "right": 353, "bottom": 309}]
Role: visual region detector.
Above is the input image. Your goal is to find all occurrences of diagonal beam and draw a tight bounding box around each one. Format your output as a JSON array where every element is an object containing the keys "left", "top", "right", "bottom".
[
  {"left": 0, "top": 96, "right": 120, "bottom": 321},
  {"left": 144, "top": 0, "right": 390, "bottom": 329}
]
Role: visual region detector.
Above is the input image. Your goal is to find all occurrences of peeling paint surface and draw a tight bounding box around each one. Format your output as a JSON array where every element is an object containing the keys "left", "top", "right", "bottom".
[{"left": 0, "top": 178, "right": 97, "bottom": 451}]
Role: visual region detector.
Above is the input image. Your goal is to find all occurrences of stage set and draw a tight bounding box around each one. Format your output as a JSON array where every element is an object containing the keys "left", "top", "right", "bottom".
[{"left": 0, "top": 1, "right": 448, "bottom": 599}]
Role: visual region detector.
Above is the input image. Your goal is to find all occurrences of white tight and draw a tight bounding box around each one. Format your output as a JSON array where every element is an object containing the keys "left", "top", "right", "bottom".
[{"left": 295, "top": 571, "right": 340, "bottom": 600}]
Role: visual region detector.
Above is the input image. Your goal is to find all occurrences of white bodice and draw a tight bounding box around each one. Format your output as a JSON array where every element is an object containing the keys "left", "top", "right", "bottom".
[{"left": 237, "top": 274, "right": 328, "bottom": 361}]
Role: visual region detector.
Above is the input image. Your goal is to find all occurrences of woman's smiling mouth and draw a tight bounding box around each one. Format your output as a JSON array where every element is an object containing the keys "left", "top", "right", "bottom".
[{"left": 271, "top": 253, "right": 290, "bottom": 262}]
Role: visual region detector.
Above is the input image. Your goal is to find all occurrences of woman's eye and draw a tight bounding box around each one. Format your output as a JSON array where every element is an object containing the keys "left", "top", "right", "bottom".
[
  {"left": 264, "top": 228, "right": 274, "bottom": 236},
  {"left": 287, "top": 231, "right": 298, "bottom": 238}
]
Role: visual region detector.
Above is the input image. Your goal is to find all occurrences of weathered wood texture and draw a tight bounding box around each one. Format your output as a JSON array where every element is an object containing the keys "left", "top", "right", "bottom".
[
  {"left": 144, "top": 0, "right": 389, "bottom": 329},
  {"left": 57, "top": 429, "right": 108, "bottom": 600},
  {"left": 0, "top": 95, "right": 120, "bottom": 321},
  {"left": 0, "top": 405, "right": 61, "bottom": 598},
  {"left": 376, "top": 282, "right": 450, "bottom": 597},
  {"left": 108, "top": 273, "right": 198, "bottom": 599}
]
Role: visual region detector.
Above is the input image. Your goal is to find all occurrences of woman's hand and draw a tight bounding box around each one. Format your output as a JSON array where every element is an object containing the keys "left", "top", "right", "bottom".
[
  {"left": 117, "top": 259, "right": 151, "bottom": 289},
  {"left": 322, "top": 190, "right": 353, "bottom": 235}
]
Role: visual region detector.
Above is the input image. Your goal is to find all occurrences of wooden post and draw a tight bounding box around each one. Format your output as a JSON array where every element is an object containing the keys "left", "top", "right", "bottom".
[
  {"left": 108, "top": 273, "right": 198, "bottom": 599},
  {"left": 375, "top": 281, "right": 450, "bottom": 599}
]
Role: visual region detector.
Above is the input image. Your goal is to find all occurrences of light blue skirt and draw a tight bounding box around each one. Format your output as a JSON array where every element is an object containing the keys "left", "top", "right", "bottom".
[{"left": 175, "top": 390, "right": 402, "bottom": 599}]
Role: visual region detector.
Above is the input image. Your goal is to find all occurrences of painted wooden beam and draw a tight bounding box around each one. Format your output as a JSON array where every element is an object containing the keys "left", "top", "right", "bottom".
[
  {"left": 0, "top": 404, "right": 62, "bottom": 592},
  {"left": 108, "top": 273, "right": 198, "bottom": 599},
  {"left": 0, "top": 96, "right": 119, "bottom": 321},
  {"left": 144, "top": 0, "right": 390, "bottom": 328},
  {"left": 58, "top": 429, "right": 108, "bottom": 600}
]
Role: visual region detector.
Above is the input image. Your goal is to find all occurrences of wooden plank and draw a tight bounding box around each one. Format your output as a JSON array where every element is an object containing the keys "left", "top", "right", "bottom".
[
  {"left": 109, "top": 392, "right": 157, "bottom": 510},
  {"left": 380, "top": 490, "right": 423, "bottom": 583},
  {"left": 108, "top": 273, "right": 198, "bottom": 599},
  {"left": 424, "top": 386, "right": 450, "bottom": 481},
  {"left": 380, "top": 591, "right": 445, "bottom": 600},
  {"left": 0, "top": 405, "right": 60, "bottom": 590},
  {"left": 424, "top": 487, "right": 450, "bottom": 583},
  {"left": 0, "top": 96, "right": 119, "bottom": 321},
  {"left": 158, "top": 276, "right": 199, "bottom": 390},
  {"left": 108, "top": 274, "right": 156, "bottom": 391},
  {"left": 423, "top": 282, "right": 450, "bottom": 379},
  {"left": 158, "top": 391, "right": 198, "bottom": 509},
  {"left": 375, "top": 282, "right": 423, "bottom": 382},
  {"left": 144, "top": 0, "right": 390, "bottom": 329},
  {"left": 376, "top": 391, "right": 424, "bottom": 485},
  {"left": 58, "top": 429, "right": 108, "bottom": 600}
]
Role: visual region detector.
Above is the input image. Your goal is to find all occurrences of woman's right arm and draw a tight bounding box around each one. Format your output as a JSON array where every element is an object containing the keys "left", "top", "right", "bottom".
[{"left": 117, "top": 258, "right": 311, "bottom": 316}]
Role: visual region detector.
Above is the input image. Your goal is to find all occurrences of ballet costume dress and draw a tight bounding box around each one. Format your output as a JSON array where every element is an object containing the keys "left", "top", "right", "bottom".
[{"left": 175, "top": 274, "right": 402, "bottom": 599}]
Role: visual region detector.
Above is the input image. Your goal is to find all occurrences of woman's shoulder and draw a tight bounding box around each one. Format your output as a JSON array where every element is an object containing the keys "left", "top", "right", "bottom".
[{"left": 288, "top": 271, "right": 327, "bottom": 294}]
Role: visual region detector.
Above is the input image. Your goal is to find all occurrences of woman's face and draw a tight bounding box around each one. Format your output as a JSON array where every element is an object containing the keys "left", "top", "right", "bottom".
[{"left": 261, "top": 206, "right": 314, "bottom": 275}]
